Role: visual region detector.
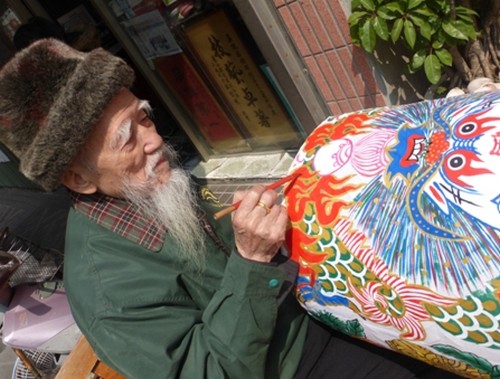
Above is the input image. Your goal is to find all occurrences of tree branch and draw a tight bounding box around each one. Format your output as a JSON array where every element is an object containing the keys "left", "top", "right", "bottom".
[
  {"left": 450, "top": 45, "right": 472, "bottom": 82},
  {"left": 468, "top": 39, "right": 494, "bottom": 79}
]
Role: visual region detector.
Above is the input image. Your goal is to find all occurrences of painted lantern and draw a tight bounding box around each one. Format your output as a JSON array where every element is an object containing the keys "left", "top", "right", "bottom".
[{"left": 284, "top": 91, "right": 500, "bottom": 379}]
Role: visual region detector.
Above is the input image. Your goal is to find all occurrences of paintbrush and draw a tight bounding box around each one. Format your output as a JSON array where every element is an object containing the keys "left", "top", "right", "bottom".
[{"left": 213, "top": 172, "right": 300, "bottom": 220}]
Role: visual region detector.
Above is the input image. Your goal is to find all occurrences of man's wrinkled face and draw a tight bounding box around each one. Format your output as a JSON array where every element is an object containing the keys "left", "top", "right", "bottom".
[
  {"left": 77, "top": 88, "right": 172, "bottom": 198},
  {"left": 74, "top": 88, "right": 206, "bottom": 266}
]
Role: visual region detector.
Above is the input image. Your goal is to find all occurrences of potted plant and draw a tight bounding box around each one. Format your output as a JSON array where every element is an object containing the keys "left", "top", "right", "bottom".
[{"left": 348, "top": 0, "right": 500, "bottom": 96}]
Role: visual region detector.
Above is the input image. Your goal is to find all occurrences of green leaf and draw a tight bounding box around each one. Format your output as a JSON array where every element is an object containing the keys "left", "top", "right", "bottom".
[
  {"left": 432, "top": 0, "right": 451, "bottom": 13},
  {"left": 408, "top": 0, "right": 424, "bottom": 10},
  {"left": 410, "top": 49, "right": 426, "bottom": 70},
  {"left": 456, "top": 20, "right": 478, "bottom": 40},
  {"left": 376, "top": 6, "right": 395, "bottom": 20},
  {"left": 403, "top": 19, "right": 417, "bottom": 48},
  {"left": 457, "top": 12, "right": 474, "bottom": 23},
  {"left": 424, "top": 53, "right": 442, "bottom": 84},
  {"left": 360, "top": 0, "right": 376, "bottom": 11},
  {"left": 407, "top": 14, "right": 426, "bottom": 28},
  {"left": 360, "top": 18, "right": 377, "bottom": 53},
  {"left": 432, "top": 39, "right": 443, "bottom": 49},
  {"left": 435, "top": 48, "right": 452, "bottom": 66},
  {"left": 348, "top": 11, "right": 369, "bottom": 26},
  {"left": 419, "top": 22, "right": 433, "bottom": 40},
  {"left": 384, "top": 1, "right": 404, "bottom": 15},
  {"left": 442, "top": 20, "right": 469, "bottom": 41},
  {"left": 373, "top": 15, "right": 389, "bottom": 40},
  {"left": 455, "top": 6, "right": 478, "bottom": 16},
  {"left": 413, "top": 7, "right": 435, "bottom": 17},
  {"left": 409, "top": 14, "right": 432, "bottom": 40},
  {"left": 434, "top": 28, "right": 449, "bottom": 44},
  {"left": 436, "top": 86, "right": 448, "bottom": 96},
  {"left": 351, "top": 0, "right": 362, "bottom": 10},
  {"left": 391, "top": 18, "right": 404, "bottom": 43}
]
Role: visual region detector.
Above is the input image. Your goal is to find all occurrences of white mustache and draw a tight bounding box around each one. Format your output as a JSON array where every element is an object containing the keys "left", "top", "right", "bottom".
[
  {"left": 146, "top": 150, "right": 163, "bottom": 178},
  {"left": 146, "top": 144, "right": 177, "bottom": 179}
]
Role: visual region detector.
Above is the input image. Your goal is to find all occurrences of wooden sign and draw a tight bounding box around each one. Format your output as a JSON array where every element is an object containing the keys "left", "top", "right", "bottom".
[{"left": 179, "top": 8, "right": 301, "bottom": 148}]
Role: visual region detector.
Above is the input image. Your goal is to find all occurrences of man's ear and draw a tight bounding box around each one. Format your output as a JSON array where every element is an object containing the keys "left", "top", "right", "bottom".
[{"left": 60, "top": 167, "right": 97, "bottom": 195}]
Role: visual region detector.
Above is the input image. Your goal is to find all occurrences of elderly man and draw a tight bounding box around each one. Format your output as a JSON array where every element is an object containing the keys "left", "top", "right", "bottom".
[{"left": 0, "top": 39, "right": 459, "bottom": 379}]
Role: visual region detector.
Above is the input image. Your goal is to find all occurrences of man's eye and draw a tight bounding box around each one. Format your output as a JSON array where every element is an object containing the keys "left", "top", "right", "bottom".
[
  {"left": 138, "top": 110, "right": 149, "bottom": 121},
  {"left": 142, "top": 116, "right": 153, "bottom": 126}
]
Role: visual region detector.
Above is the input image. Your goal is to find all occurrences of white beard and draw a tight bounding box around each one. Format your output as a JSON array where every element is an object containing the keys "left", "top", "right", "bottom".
[{"left": 122, "top": 146, "right": 206, "bottom": 270}]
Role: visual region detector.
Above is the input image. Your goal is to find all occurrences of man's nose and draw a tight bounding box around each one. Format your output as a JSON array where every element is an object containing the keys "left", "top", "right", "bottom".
[{"left": 142, "top": 125, "right": 164, "bottom": 154}]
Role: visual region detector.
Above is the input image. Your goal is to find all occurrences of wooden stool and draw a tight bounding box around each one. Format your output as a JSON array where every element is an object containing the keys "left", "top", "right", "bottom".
[{"left": 55, "top": 336, "right": 126, "bottom": 379}]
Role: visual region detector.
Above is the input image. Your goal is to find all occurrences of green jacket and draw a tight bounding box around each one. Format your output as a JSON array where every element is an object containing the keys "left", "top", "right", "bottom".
[{"left": 63, "top": 190, "right": 308, "bottom": 379}]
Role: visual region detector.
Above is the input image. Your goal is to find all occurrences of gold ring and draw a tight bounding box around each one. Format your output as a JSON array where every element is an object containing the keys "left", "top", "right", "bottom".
[{"left": 256, "top": 201, "right": 271, "bottom": 215}]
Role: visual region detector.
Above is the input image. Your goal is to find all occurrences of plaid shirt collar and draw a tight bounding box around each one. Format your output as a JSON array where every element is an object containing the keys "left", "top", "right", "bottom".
[{"left": 70, "top": 192, "right": 166, "bottom": 252}]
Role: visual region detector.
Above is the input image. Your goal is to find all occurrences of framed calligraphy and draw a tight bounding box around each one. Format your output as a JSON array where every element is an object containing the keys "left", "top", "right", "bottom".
[{"left": 176, "top": 6, "right": 302, "bottom": 151}]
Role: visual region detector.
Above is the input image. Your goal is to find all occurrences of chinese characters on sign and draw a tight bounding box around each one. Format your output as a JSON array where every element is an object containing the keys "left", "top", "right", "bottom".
[
  {"left": 154, "top": 53, "right": 248, "bottom": 153},
  {"left": 181, "top": 9, "right": 301, "bottom": 148}
]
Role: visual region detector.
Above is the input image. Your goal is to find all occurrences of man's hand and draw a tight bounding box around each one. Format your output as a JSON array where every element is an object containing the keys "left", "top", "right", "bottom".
[{"left": 231, "top": 184, "right": 288, "bottom": 263}]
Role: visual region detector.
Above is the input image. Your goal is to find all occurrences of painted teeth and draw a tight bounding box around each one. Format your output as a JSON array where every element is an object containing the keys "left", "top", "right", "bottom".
[{"left": 409, "top": 138, "right": 425, "bottom": 161}]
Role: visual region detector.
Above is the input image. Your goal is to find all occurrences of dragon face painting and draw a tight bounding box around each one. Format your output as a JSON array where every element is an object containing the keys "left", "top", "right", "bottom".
[{"left": 284, "top": 92, "right": 500, "bottom": 378}]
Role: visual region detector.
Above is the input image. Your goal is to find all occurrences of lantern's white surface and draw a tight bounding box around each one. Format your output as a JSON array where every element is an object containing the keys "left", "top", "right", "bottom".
[{"left": 284, "top": 92, "right": 500, "bottom": 378}]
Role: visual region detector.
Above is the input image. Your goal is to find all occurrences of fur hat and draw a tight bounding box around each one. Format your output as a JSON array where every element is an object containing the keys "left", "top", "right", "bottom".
[{"left": 0, "top": 38, "right": 134, "bottom": 191}]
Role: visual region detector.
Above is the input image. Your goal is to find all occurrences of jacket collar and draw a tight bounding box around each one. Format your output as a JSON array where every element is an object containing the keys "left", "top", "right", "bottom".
[{"left": 70, "top": 192, "right": 166, "bottom": 252}]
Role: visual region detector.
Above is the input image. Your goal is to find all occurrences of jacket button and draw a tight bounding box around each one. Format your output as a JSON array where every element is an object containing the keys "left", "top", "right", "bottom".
[{"left": 268, "top": 278, "right": 279, "bottom": 288}]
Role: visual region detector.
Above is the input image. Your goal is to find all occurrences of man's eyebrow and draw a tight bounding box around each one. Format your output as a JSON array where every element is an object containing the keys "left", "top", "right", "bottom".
[
  {"left": 139, "top": 100, "right": 153, "bottom": 117},
  {"left": 109, "top": 100, "right": 152, "bottom": 151},
  {"left": 110, "top": 118, "right": 132, "bottom": 151}
]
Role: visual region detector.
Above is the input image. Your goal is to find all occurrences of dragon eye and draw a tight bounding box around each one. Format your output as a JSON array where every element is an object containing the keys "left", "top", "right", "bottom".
[
  {"left": 447, "top": 154, "right": 465, "bottom": 171},
  {"left": 459, "top": 122, "right": 476, "bottom": 135}
]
